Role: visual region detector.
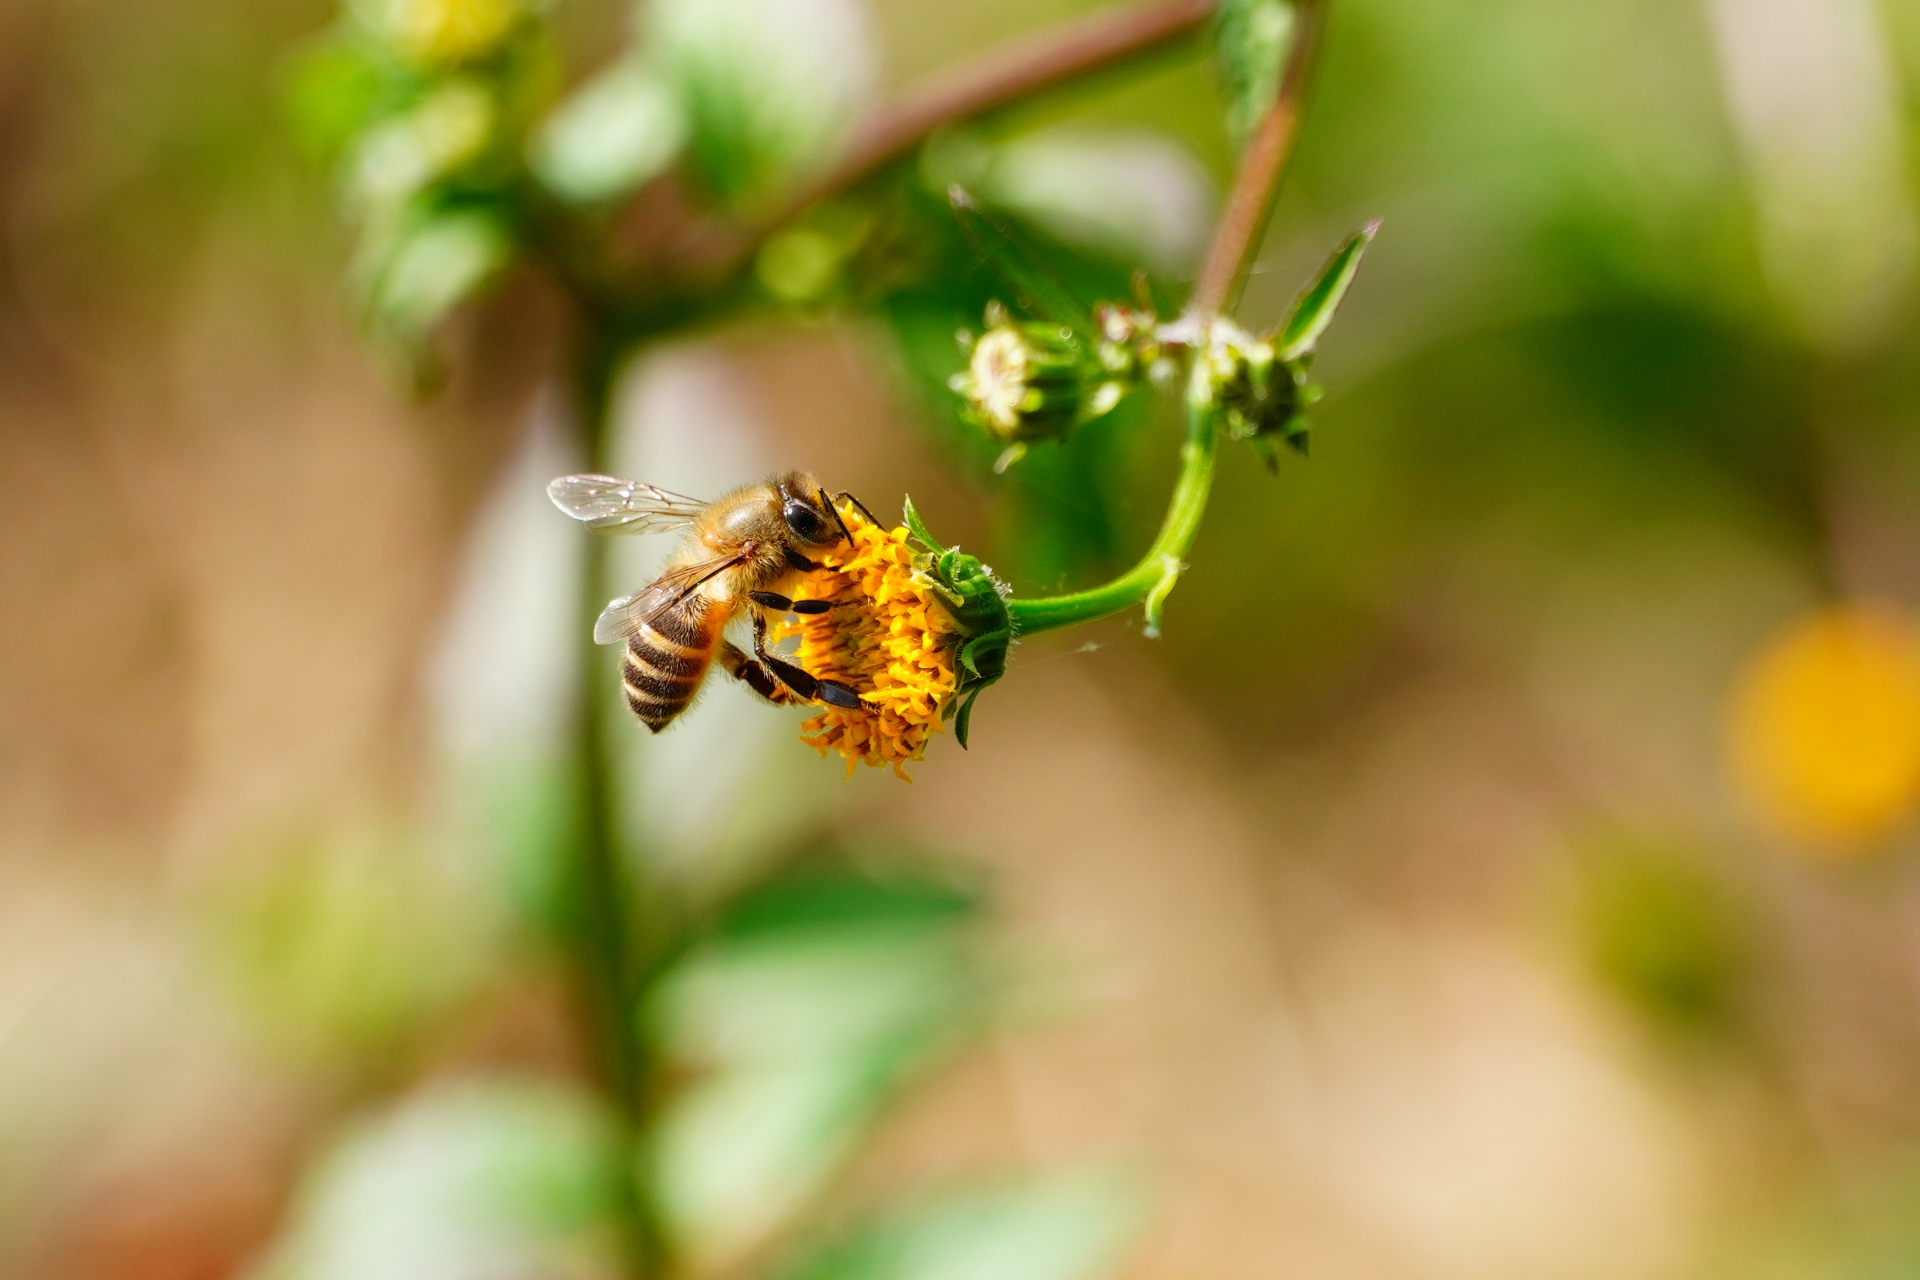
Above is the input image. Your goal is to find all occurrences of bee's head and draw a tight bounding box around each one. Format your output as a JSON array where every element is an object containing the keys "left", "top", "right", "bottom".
[{"left": 774, "top": 472, "right": 851, "bottom": 548}]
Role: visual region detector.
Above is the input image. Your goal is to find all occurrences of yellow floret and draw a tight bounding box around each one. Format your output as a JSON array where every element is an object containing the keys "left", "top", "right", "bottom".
[{"left": 776, "top": 505, "right": 961, "bottom": 780}]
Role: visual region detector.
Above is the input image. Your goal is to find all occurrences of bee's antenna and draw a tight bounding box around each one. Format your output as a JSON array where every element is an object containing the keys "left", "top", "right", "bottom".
[
  {"left": 820, "top": 484, "right": 855, "bottom": 546},
  {"left": 833, "top": 490, "right": 883, "bottom": 530}
]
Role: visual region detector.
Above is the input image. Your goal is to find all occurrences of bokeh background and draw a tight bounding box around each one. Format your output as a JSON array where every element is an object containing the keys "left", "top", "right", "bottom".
[{"left": 9, "top": 0, "right": 1920, "bottom": 1277}]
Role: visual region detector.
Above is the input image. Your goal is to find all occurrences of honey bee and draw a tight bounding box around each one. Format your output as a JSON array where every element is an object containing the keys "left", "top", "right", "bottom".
[{"left": 547, "top": 471, "right": 872, "bottom": 731}]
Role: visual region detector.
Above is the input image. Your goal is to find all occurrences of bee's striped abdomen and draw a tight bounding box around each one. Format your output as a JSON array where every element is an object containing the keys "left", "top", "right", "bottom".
[{"left": 623, "top": 596, "right": 719, "bottom": 732}]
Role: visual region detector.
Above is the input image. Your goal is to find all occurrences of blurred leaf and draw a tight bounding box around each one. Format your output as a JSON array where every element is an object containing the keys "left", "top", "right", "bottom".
[
  {"left": 647, "top": 863, "right": 988, "bottom": 1268},
  {"left": 946, "top": 187, "right": 1095, "bottom": 331},
  {"left": 284, "top": 30, "right": 416, "bottom": 163},
  {"left": 1211, "top": 0, "right": 1293, "bottom": 149},
  {"left": 1718, "top": 1159, "right": 1920, "bottom": 1280},
  {"left": 530, "top": 58, "right": 686, "bottom": 204},
  {"left": 349, "top": 80, "right": 497, "bottom": 217},
  {"left": 779, "top": 1169, "right": 1146, "bottom": 1280},
  {"left": 362, "top": 203, "right": 514, "bottom": 344},
  {"left": 203, "top": 826, "right": 499, "bottom": 1062},
  {"left": 973, "top": 129, "right": 1215, "bottom": 276},
  {"left": 1570, "top": 832, "right": 1755, "bottom": 1041},
  {"left": 647, "top": 0, "right": 876, "bottom": 208},
  {"left": 254, "top": 1078, "right": 623, "bottom": 1280},
  {"left": 757, "top": 203, "right": 873, "bottom": 305},
  {"left": 1276, "top": 221, "right": 1377, "bottom": 360},
  {"left": 716, "top": 863, "right": 978, "bottom": 942}
]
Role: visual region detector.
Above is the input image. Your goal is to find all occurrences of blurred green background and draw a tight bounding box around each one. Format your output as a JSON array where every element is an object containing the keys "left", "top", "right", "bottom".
[{"left": 8, "top": 0, "right": 1920, "bottom": 1277}]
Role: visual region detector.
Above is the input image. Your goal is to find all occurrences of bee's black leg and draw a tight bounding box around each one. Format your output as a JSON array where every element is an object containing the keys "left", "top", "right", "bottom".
[
  {"left": 784, "top": 548, "right": 821, "bottom": 572},
  {"left": 717, "top": 640, "right": 786, "bottom": 704},
  {"left": 749, "top": 590, "right": 834, "bottom": 615},
  {"left": 751, "top": 613, "right": 871, "bottom": 710}
]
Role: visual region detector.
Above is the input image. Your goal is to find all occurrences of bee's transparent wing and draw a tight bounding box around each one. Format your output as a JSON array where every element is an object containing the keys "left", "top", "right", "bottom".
[
  {"left": 547, "top": 473, "right": 709, "bottom": 534},
  {"left": 590, "top": 552, "right": 750, "bottom": 645}
]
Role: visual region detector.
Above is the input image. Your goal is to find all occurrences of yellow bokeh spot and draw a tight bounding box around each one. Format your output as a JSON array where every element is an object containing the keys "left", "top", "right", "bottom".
[
  {"left": 384, "top": 0, "right": 519, "bottom": 66},
  {"left": 1729, "top": 606, "right": 1920, "bottom": 850}
]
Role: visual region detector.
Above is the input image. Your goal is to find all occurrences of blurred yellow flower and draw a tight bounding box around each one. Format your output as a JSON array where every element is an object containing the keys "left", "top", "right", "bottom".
[
  {"left": 777, "top": 504, "right": 961, "bottom": 780},
  {"left": 1729, "top": 606, "right": 1920, "bottom": 850}
]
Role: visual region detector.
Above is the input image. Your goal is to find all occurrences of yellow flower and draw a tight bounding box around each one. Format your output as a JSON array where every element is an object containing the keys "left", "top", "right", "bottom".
[
  {"left": 1728, "top": 605, "right": 1920, "bottom": 850},
  {"left": 776, "top": 504, "right": 962, "bottom": 779}
]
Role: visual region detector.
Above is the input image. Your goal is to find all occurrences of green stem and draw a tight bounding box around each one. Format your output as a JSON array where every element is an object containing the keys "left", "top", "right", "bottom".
[
  {"left": 1003, "top": 0, "right": 1329, "bottom": 640},
  {"left": 565, "top": 340, "right": 666, "bottom": 1280},
  {"left": 1007, "top": 366, "right": 1218, "bottom": 638}
]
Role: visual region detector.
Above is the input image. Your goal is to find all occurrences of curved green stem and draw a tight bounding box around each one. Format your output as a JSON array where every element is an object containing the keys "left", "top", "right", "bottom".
[
  {"left": 1007, "top": 367, "right": 1218, "bottom": 638},
  {"left": 1002, "top": 0, "right": 1329, "bottom": 641}
]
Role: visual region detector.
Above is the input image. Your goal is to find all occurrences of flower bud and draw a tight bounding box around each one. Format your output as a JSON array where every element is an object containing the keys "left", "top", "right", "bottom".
[
  {"left": 1203, "top": 320, "right": 1311, "bottom": 456},
  {"left": 949, "top": 301, "right": 1088, "bottom": 445}
]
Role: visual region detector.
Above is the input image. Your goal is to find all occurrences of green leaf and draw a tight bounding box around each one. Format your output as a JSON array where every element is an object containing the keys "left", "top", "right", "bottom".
[
  {"left": 1212, "top": 0, "right": 1294, "bottom": 150},
  {"left": 901, "top": 495, "right": 947, "bottom": 555},
  {"left": 952, "top": 688, "right": 982, "bottom": 749},
  {"left": 363, "top": 204, "right": 514, "bottom": 344},
  {"left": 947, "top": 187, "right": 1094, "bottom": 331},
  {"left": 530, "top": 58, "right": 686, "bottom": 204},
  {"left": 1276, "top": 221, "right": 1379, "bottom": 360},
  {"left": 648, "top": 884, "right": 989, "bottom": 1269},
  {"left": 253, "top": 1078, "right": 624, "bottom": 1280},
  {"left": 779, "top": 1169, "right": 1146, "bottom": 1280},
  {"left": 283, "top": 30, "right": 413, "bottom": 164},
  {"left": 348, "top": 81, "right": 497, "bottom": 219},
  {"left": 648, "top": 0, "right": 876, "bottom": 208},
  {"left": 974, "top": 127, "right": 1215, "bottom": 275}
]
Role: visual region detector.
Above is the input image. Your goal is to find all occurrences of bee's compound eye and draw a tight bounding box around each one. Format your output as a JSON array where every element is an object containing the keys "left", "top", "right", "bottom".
[{"left": 783, "top": 497, "right": 828, "bottom": 542}]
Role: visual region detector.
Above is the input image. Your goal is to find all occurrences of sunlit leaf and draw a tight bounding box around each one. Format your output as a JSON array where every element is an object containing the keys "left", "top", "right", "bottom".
[
  {"left": 648, "top": 865, "right": 987, "bottom": 1269},
  {"left": 1211, "top": 0, "right": 1293, "bottom": 150},
  {"left": 530, "top": 58, "right": 686, "bottom": 204},
  {"left": 253, "top": 1078, "right": 624, "bottom": 1280},
  {"left": 976, "top": 128, "right": 1214, "bottom": 276},
  {"left": 1276, "top": 221, "right": 1378, "bottom": 360},
  {"left": 779, "top": 1169, "right": 1146, "bottom": 1280},
  {"left": 362, "top": 204, "right": 514, "bottom": 343},
  {"left": 647, "top": 0, "right": 876, "bottom": 208},
  {"left": 349, "top": 80, "right": 496, "bottom": 218},
  {"left": 284, "top": 30, "right": 414, "bottom": 163}
]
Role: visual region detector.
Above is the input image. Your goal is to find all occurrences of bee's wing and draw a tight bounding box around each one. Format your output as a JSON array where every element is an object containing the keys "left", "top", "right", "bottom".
[
  {"left": 591, "top": 551, "right": 751, "bottom": 645},
  {"left": 548, "top": 473, "right": 709, "bottom": 534}
]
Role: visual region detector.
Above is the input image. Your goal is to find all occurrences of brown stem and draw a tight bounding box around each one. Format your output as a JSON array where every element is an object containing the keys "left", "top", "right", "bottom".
[
  {"left": 651, "top": 0, "right": 1215, "bottom": 283},
  {"left": 1189, "top": 0, "right": 1326, "bottom": 315},
  {"left": 777, "top": 0, "right": 1213, "bottom": 228}
]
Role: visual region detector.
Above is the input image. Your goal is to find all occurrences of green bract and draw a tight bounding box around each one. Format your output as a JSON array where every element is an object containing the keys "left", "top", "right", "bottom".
[{"left": 902, "top": 499, "right": 1013, "bottom": 750}]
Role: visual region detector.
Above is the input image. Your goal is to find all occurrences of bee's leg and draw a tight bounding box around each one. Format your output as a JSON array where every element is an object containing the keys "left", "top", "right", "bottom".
[
  {"left": 751, "top": 613, "right": 870, "bottom": 711},
  {"left": 717, "top": 640, "right": 793, "bottom": 705},
  {"left": 784, "top": 548, "right": 821, "bottom": 572},
  {"left": 748, "top": 590, "right": 839, "bottom": 616}
]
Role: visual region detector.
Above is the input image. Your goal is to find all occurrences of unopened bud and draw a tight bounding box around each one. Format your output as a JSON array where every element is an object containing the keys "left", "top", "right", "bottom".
[
  {"left": 949, "top": 301, "right": 1089, "bottom": 445},
  {"left": 1205, "top": 320, "right": 1310, "bottom": 455}
]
